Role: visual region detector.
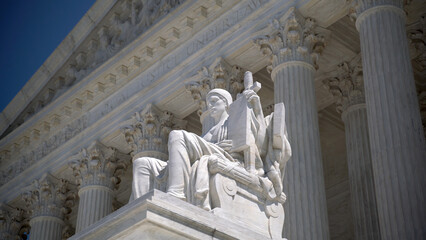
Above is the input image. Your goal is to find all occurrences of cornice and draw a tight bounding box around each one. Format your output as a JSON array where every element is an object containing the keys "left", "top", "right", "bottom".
[
  {"left": 0, "top": 0, "right": 224, "bottom": 171},
  {"left": 0, "top": 0, "right": 190, "bottom": 140},
  {"left": 0, "top": 0, "right": 283, "bottom": 202},
  {"left": 0, "top": 0, "right": 118, "bottom": 137}
]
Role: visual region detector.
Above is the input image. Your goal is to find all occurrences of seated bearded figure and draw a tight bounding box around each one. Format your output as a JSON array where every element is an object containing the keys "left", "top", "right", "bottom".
[
  {"left": 130, "top": 72, "right": 291, "bottom": 213},
  {"left": 130, "top": 88, "right": 236, "bottom": 201}
]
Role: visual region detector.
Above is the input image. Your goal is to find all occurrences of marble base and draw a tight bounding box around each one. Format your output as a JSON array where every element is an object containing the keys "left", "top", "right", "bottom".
[{"left": 69, "top": 190, "right": 280, "bottom": 240}]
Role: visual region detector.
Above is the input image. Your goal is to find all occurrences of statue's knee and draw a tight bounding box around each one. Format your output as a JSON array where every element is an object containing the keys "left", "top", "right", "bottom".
[
  {"left": 168, "top": 130, "right": 184, "bottom": 143},
  {"left": 133, "top": 157, "right": 152, "bottom": 169}
]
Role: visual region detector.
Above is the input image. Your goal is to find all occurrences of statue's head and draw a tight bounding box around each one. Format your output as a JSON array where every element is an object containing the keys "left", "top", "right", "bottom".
[{"left": 206, "top": 89, "right": 233, "bottom": 119}]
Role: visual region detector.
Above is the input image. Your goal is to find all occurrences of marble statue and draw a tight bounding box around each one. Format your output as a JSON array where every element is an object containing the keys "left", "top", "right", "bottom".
[{"left": 130, "top": 71, "right": 291, "bottom": 238}]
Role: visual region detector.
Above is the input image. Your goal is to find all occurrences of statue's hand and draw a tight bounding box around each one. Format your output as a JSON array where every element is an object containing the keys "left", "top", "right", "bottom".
[
  {"left": 216, "top": 139, "right": 233, "bottom": 151},
  {"left": 243, "top": 89, "right": 262, "bottom": 115}
]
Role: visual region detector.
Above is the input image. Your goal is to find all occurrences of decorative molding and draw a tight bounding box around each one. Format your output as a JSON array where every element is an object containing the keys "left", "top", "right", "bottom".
[
  {"left": 0, "top": 0, "right": 233, "bottom": 186},
  {"left": 0, "top": 0, "right": 269, "bottom": 191},
  {"left": 69, "top": 141, "right": 130, "bottom": 190},
  {"left": 3, "top": 0, "right": 186, "bottom": 137},
  {"left": 323, "top": 58, "right": 365, "bottom": 114},
  {"left": 122, "top": 104, "right": 186, "bottom": 161},
  {"left": 185, "top": 57, "right": 245, "bottom": 116},
  {"left": 0, "top": 115, "right": 88, "bottom": 186},
  {"left": 253, "top": 7, "right": 325, "bottom": 71}
]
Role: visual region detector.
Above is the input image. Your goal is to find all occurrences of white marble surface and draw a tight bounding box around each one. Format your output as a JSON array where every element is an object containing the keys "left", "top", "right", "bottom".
[
  {"left": 356, "top": 0, "right": 426, "bottom": 238},
  {"left": 69, "top": 190, "right": 272, "bottom": 240}
]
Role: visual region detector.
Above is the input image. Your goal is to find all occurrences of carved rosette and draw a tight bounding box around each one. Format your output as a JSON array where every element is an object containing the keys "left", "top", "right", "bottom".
[
  {"left": 254, "top": 7, "right": 325, "bottom": 71},
  {"left": 69, "top": 141, "right": 129, "bottom": 190},
  {"left": 21, "top": 174, "right": 76, "bottom": 220},
  {"left": 323, "top": 61, "right": 365, "bottom": 114},
  {"left": 0, "top": 204, "right": 24, "bottom": 240},
  {"left": 123, "top": 104, "right": 186, "bottom": 161},
  {"left": 186, "top": 58, "right": 245, "bottom": 116}
]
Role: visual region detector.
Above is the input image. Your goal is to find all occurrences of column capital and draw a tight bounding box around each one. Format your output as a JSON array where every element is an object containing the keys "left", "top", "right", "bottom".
[
  {"left": 21, "top": 173, "right": 76, "bottom": 220},
  {"left": 0, "top": 203, "right": 25, "bottom": 240},
  {"left": 253, "top": 7, "right": 326, "bottom": 71},
  {"left": 122, "top": 105, "right": 186, "bottom": 161},
  {"left": 186, "top": 57, "right": 245, "bottom": 116},
  {"left": 323, "top": 58, "right": 365, "bottom": 114},
  {"left": 69, "top": 141, "right": 130, "bottom": 190}
]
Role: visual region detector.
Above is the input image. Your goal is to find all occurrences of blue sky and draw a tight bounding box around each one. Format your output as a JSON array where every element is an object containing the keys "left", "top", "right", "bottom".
[{"left": 0, "top": 0, "right": 96, "bottom": 112}]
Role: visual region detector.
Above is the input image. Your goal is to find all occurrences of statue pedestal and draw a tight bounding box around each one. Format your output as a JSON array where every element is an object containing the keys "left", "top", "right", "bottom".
[{"left": 69, "top": 189, "right": 279, "bottom": 240}]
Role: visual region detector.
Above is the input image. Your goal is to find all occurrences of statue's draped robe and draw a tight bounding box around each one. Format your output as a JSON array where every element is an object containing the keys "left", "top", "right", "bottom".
[
  {"left": 185, "top": 107, "right": 290, "bottom": 210},
  {"left": 131, "top": 105, "right": 291, "bottom": 210}
]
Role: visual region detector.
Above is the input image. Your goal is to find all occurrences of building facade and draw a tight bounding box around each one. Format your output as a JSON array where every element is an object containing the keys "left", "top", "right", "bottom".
[{"left": 0, "top": 0, "right": 425, "bottom": 239}]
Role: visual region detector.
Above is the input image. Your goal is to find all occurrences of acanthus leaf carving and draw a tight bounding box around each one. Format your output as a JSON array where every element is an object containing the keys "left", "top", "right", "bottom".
[
  {"left": 69, "top": 141, "right": 130, "bottom": 190},
  {"left": 122, "top": 104, "right": 186, "bottom": 160},
  {"left": 254, "top": 7, "right": 326, "bottom": 70},
  {"left": 21, "top": 173, "right": 76, "bottom": 221},
  {"left": 0, "top": 203, "right": 25, "bottom": 240},
  {"left": 323, "top": 57, "right": 365, "bottom": 113}
]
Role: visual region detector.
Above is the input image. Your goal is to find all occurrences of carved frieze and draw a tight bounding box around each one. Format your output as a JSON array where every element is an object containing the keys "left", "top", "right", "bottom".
[
  {"left": 0, "top": 116, "right": 88, "bottom": 186},
  {"left": 0, "top": 0, "right": 269, "bottom": 189},
  {"left": 254, "top": 7, "right": 325, "bottom": 71},
  {"left": 123, "top": 104, "right": 186, "bottom": 160},
  {"left": 5, "top": 0, "right": 186, "bottom": 137},
  {"left": 69, "top": 141, "right": 130, "bottom": 189},
  {"left": 323, "top": 59, "right": 365, "bottom": 113}
]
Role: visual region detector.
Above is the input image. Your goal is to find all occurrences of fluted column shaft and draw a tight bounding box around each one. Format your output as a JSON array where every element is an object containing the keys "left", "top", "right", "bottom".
[
  {"left": 342, "top": 105, "right": 380, "bottom": 239},
  {"left": 70, "top": 141, "right": 129, "bottom": 233},
  {"left": 356, "top": 1, "right": 426, "bottom": 239},
  {"left": 23, "top": 174, "right": 73, "bottom": 240},
  {"left": 76, "top": 186, "right": 113, "bottom": 232},
  {"left": 273, "top": 62, "right": 329, "bottom": 240},
  {"left": 29, "top": 216, "right": 63, "bottom": 240}
]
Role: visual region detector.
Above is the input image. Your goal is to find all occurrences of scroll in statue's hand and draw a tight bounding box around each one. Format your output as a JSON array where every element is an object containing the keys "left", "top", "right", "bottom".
[{"left": 216, "top": 139, "right": 233, "bottom": 152}]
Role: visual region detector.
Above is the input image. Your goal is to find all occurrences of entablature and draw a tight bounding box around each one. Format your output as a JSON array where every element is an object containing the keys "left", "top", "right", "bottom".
[{"left": 0, "top": 0, "right": 290, "bottom": 204}]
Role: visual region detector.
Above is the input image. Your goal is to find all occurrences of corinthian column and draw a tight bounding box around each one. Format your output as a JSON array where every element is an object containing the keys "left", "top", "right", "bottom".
[
  {"left": 22, "top": 173, "right": 75, "bottom": 240},
  {"left": 255, "top": 8, "right": 329, "bottom": 239},
  {"left": 324, "top": 60, "right": 380, "bottom": 239},
  {"left": 355, "top": 1, "right": 426, "bottom": 239},
  {"left": 69, "top": 141, "right": 129, "bottom": 233}
]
